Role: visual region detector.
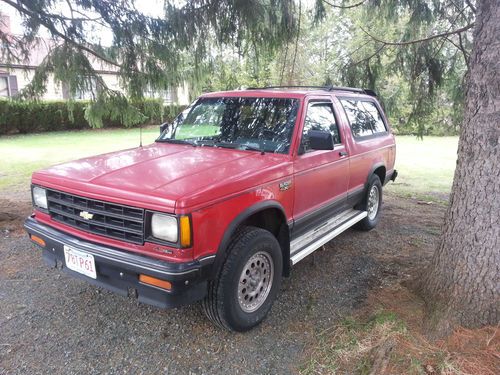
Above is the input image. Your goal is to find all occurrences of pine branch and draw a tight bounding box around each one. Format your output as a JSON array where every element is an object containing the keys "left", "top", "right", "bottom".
[
  {"left": 2, "top": 0, "right": 124, "bottom": 70},
  {"left": 350, "top": 43, "right": 386, "bottom": 67},
  {"left": 321, "top": 0, "right": 366, "bottom": 9},
  {"left": 360, "top": 23, "right": 475, "bottom": 46},
  {"left": 325, "top": 39, "right": 373, "bottom": 76}
]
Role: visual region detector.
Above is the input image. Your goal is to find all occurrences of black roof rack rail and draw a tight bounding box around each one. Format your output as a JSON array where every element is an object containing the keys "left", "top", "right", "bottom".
[
  {"left": 246, "top": 85, "right": 376, "bottom": 96},
  {"left": 363, "top": 89, "right": 377, "bottom": 97}
]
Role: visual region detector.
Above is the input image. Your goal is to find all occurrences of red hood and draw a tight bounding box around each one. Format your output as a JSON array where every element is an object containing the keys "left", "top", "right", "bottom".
[{"left": 32, "top": 143, "right": 292, "bottom": 212}]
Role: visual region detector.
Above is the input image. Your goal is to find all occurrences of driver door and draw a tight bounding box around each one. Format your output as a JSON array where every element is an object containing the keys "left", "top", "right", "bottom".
[{"left": 292, "top": 98, "right": 350, "bottom": 235}]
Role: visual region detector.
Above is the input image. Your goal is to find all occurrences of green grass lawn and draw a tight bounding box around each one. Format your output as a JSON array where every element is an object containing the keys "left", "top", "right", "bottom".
[
  {"left": 386, "top": 136, "right": 459, "bottom": 202},
  {"left": 0, "top": 127, "right": 160, "bottom": 195},
  {"left": 0, "top": 129, "right": 458, "bottom": 202}
]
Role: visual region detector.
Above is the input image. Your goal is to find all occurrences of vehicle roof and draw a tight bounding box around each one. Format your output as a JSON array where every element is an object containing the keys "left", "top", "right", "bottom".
[{"left": 200, "top": 87, "right": 375, "bottom": 100}]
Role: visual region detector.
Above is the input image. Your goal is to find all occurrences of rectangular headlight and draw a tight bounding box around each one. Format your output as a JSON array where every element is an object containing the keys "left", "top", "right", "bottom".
[
  {"left": 32, "top": 186, "right": 48, "bottom": 209},
  {"left": 151, "top": 213, "right": 178, "bottom": 242}
]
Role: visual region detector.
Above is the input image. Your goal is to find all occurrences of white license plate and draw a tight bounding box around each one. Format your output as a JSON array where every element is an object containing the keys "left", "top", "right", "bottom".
[{"left": 63, "top": 245, "right": 97, "bottom": 279}]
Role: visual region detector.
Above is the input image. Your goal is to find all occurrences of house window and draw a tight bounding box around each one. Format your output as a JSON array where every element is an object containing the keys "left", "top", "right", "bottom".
[
  {"left": 145, "top": 86, "right": 176, "bottom": 104},
  {"left": 0, "top": 76, "right": 10, "bottom": 97},
  {"left": 164, "top": 89, "right": 174, "bottom": 104}
]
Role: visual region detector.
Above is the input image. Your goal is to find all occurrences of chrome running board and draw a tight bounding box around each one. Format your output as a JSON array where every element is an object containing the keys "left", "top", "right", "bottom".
[{"left": 290, "top": 209, "right": 367, "bottom": 265}]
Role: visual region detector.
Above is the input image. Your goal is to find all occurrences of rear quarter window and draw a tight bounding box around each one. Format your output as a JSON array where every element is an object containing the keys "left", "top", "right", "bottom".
[{"left": 340, "top": 99, "right": 387, "bottom": 139}]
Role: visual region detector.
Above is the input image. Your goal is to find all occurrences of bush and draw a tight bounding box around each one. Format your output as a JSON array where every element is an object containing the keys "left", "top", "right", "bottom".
[{"left": 0, "top": 99, "right": 186, "bottom": 135}]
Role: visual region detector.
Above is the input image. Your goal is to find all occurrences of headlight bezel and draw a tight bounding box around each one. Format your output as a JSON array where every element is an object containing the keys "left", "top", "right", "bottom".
[
  {"left": 146, "top": 211, "right": 192, "bottom": 248},
  {"left": 31, "top": 185, "right": 48, "bottom": 211}
]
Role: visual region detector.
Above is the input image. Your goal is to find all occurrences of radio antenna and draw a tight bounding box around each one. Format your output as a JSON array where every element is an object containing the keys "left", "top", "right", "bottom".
[{"left": 139, "top": 122, "right": 143, "bottom": 147}]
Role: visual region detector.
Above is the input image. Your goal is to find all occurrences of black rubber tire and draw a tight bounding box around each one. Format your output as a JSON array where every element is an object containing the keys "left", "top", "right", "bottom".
[
  {"left": 355, "top": 174, "right": 383, "bottom": 231},
  {"left": 201, "top": 226, "right": 283, "bottom": 332}
]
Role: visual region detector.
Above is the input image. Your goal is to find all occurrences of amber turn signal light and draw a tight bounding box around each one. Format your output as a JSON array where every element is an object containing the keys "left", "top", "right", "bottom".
[
  {"left": 30, "top": 235, "right": 46, "bottom": 247},
  {"left": 139, "top": 274, "right": 172, "bottom": 290},
  {"left": 179, "top": 215, "right": 192, "bottom": 248}
]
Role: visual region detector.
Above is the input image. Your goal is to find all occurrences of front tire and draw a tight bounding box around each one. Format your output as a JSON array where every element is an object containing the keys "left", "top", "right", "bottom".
[
  {"left": 355, "top": 174, "right": 382, "bottom": 231},
  {"left": 202, "top": 226, "right": 283, "bottom": 331}
]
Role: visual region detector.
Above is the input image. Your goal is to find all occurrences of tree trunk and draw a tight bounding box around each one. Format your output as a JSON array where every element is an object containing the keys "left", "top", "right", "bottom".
[{"left": 418, "top": 0, "right": 500, "bottom": 339}]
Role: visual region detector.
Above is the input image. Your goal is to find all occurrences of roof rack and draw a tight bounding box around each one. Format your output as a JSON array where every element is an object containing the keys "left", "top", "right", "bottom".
[{"left": 246, "top": 85, "right": 377, "bottom": 96}]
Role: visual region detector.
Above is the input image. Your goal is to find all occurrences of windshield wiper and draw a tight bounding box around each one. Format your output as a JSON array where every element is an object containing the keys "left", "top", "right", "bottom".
[
  {"left": 156, "top": 138, "right": 197, "bottom": 146},
  {"left": 240, "top": 144, "right": 265, "bottom": 153},
  {"left": 214, "top": 142, "right": 239, "bottom": 149},
  {"left": 195, "top": 140, "right": 217, "bottom": 147},
  {"left": 216, "top": 142, "right": 265, "bottom": 154}
]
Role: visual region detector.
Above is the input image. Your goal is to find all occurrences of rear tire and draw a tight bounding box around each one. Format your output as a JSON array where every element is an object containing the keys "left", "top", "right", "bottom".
[
  {"left": 202, "top": 226, "right": 283, "bottom": 331},
  {"left": 355, "top": 174, "right": 382, "bottom": 231}
]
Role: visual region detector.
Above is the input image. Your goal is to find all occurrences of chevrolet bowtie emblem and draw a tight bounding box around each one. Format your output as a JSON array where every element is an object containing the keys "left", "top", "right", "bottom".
[{"left": 79, "top": 211, "right": 94, "bottom": 220}]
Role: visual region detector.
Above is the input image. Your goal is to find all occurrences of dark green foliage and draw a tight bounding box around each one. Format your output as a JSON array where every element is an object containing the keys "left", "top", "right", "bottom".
[
  {"left": 0, "top": 99, "right": 185, "bottom": 135},
  {"left": 308, "top": 0, "right": 474, "bottom": 137}
]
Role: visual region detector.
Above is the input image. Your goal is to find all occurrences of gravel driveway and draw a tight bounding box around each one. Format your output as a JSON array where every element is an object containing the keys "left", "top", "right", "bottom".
[{"left": 0, "top": 195, "right": 444, "bottom": 374}]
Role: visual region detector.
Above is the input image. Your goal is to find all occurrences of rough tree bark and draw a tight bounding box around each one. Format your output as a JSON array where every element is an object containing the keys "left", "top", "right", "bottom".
[{"left": 418, "top": 0, "right": 500, "bottom": 339}]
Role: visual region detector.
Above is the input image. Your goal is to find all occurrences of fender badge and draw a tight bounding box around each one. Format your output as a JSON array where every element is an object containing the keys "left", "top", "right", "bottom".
[
  {"left": 279, "top": 181, "right": 292, "bottom": 191},
  {"left": 79, "top": 211, "right": 94, "bottom": 220},
  {"left": 154, "top": 246, "right": 173, "bottom": 254}
]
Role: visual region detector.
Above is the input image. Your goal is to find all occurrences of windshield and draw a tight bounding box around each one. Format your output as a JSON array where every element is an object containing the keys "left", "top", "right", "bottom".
[{"left": 157, "top": 97, "right": 299, "bottom": 154}]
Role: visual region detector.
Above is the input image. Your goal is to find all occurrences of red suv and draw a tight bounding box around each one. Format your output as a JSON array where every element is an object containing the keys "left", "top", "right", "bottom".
[{"left": 24, "top": 86, "right": 397, "bottom": 331}]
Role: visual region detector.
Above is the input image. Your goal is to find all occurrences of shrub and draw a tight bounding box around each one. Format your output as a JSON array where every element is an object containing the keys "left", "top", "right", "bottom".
[{"left": 0, "top": 99, "right": 186, "bottom": 135}]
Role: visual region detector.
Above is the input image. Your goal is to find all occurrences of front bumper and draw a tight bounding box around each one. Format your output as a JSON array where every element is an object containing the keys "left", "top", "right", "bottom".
[{"left": 24, "top": 216, "right": 214, "bottom": 309}]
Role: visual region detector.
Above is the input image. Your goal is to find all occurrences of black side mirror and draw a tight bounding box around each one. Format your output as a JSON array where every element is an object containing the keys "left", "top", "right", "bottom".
[
  {"left": 160, "top": 122, "right": 170, "bottom": 134},
  {"left": 308, "top": 129, "right": 334, "bottom": 150}
]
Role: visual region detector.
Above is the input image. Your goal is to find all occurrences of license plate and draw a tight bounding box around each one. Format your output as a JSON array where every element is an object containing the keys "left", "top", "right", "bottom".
[{"left": 63, "top": 245, "right": 97, "bottom": 279}]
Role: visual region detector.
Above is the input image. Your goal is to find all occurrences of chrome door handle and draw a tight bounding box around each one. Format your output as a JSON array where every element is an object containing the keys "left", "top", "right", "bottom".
[{"left": 339, "top": 151, "right": 348, "bottom": 157}]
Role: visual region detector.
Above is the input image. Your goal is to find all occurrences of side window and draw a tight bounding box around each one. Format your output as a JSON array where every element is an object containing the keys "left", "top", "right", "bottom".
[
  {"left": 340, "top": 99, "right": 387, "bottom": 138},
  {"left": 363, "top": 101, "right": 387, "bottom": 134},
  {"left": 302, "top": 102, "right": 340, "bottom": 152}
]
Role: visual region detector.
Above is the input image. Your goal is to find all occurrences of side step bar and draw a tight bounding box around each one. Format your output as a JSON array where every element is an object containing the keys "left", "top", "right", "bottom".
[{"left": 290, "top": 209, "right": 367, "bottom": 265}]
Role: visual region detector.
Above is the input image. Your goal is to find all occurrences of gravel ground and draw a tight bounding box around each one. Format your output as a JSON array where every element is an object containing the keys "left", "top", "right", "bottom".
[{"left": 0, "top": 194, "right": 445, "bottom": 374}]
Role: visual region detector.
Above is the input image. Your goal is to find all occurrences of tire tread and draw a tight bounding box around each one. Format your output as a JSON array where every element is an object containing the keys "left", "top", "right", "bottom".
[
  {"left": 355, "top": 174, "right": 382, "bottom": 231},
  {"left": 202, "top": 226, "right": 272, "bottom": 331}
]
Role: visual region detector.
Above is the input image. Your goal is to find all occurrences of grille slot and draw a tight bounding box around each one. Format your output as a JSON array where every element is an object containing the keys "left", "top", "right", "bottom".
[{"left": 46, "top": 190, "right": 145, "bottom": 244}]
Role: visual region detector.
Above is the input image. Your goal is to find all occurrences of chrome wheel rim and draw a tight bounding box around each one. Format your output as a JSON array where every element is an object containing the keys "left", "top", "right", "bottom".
[
  {"left": 367, "top": 185, "right": 380, "bottom": 220},
  {"left": 238, "top": 251, "right": 274, "bottom": 313}
]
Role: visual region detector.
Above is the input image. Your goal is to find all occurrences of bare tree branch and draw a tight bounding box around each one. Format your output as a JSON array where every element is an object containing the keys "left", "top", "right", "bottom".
[
  {"left": 360, "top": 23, "right": 475, "bottom": 46},
  {"left": 458, "top": 32, "right": 470, "bottom": 69},
  {"left": 464, "top": 0, "right": 477, "bottom": 13},
  {"left": 444, "top": 35, "right": 462, "bottom": 51},
  {"left": 321, "top": 0, "right": 366, "bottom": 10},
  {"left": 350, "top": 43, "right": 386, "bottom": 67},
  {"left": 279, "top": 43, "right": 289, "bottom": 85}
]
